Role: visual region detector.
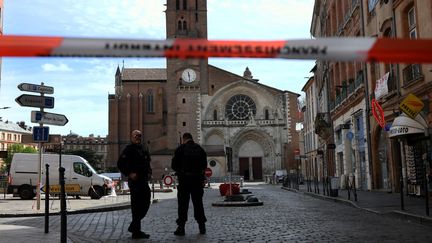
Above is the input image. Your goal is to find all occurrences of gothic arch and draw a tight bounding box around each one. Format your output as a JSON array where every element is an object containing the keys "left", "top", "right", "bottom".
[
  {"left": 203, "top": 80, "right": 278, "bottom": 120},
  {"left": 204, "top": 128, "right": 224, "bottom": 145}
]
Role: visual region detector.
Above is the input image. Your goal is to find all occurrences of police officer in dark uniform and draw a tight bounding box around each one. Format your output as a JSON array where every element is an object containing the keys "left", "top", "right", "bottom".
[
  {"left": 171, "top": 133, "right": 208, "bottom": 236},
  {"left": 117, "top": 130, "right": 152, "bottom": 239}
]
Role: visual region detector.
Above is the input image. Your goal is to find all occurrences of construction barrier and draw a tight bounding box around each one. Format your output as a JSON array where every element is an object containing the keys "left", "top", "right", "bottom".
[{"left": 1, "top": 35, "right": 432, "bottom": 63}]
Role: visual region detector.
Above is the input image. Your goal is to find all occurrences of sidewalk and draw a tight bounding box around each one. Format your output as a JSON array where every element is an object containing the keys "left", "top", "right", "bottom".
[{"left": 282, "top": 182, "right": 432, "bottom": 226}]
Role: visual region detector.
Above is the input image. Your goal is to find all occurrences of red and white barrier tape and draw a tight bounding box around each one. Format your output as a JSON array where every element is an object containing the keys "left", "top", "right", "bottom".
[{"left": 1, "top": 35, "right": 432, "bottom": 63}]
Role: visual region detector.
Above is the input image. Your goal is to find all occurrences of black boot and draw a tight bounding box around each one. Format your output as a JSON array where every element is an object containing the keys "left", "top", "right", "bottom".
[
  {"left": 199, "top": 223, "right": 206, "bottom": 234},
  {"left": 132, "top": 231, "right": 150, "bottom": 239},
  {"left": 174, "top": 226, "right": 185, "bottom": 236}
]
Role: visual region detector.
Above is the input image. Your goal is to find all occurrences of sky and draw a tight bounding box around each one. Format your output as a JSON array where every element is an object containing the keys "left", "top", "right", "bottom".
[{"left": 0, "top": 0, "right": 315, "bottom": 137}]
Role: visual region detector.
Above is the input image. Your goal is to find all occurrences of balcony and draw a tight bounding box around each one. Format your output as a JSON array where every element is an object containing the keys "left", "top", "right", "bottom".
[{"left": 403, "top": 64, "right": 423, "bottom": 86}]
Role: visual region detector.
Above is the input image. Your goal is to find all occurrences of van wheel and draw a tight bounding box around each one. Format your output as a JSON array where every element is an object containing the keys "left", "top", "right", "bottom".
[
  {"left": 19, "top": 185, "right": 35, "bottom": 200},
  {"left": 89, "top": 186, "right": 104, "bottom": 199}
]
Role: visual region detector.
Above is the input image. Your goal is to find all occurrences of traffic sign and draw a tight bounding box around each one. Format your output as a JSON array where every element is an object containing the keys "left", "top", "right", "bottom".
[
  {"left": 31, "top": 111, "right": 68, "bottom": 126},
  {"left": 33, "top": 126, "right": 49, "bottom": 142},
  {"left": 15, "top": 94, "right": 54, "bottom": 108},
  {"left": 204, "top": 168, "right": 213, "bottom": 177},
  {"left": 18, "top": 83, "right": 54, "bottom": 94},
  {"left": 399, "top": 93, "right": 424, "bottom": 119},
  {"left": 163, "top": 175, "right": 173, "bottom": 186}
]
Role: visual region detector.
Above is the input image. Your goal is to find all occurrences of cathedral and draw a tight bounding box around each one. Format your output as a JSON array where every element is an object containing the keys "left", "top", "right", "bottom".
[{"left": 107, "top": 0, "right": 300, "bottom": 180}]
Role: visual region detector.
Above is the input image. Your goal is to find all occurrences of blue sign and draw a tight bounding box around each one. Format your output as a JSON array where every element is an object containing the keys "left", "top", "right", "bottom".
[{"left": 33, "top": 127, "right": 49, "bottom": 142}]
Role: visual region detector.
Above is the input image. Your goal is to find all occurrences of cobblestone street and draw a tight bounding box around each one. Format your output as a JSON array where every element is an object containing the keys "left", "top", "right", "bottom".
[{"left": 1, "top": 183, "right": 432, "bottom": 242}]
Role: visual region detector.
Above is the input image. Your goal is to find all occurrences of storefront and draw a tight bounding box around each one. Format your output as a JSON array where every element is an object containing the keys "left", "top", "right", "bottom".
[{"left": 389, "top": 113, "right": 431, "bottom": 196}]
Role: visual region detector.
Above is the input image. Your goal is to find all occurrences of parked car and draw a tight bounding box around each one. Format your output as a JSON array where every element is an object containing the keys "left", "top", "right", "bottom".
[{"left": 275, "top": 170, "right": 287, "bottom": 183}]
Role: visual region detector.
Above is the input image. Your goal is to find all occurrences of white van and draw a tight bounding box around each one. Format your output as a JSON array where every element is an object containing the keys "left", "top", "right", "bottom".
[{"left": 7, "top": 153, "right": 113, "bottom": 200}]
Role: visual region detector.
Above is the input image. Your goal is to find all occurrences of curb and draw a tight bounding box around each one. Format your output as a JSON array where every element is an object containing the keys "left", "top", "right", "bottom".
[
  {"left": 281, "top": 186, "right": 432, "bottom": 226},
  {"left": 0, "top": 203, "right": 131, "bottom": 218}
]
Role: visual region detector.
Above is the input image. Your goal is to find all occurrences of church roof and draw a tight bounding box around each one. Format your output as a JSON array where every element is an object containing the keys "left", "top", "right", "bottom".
[{"left": 122, "top": 68, "right": 167, "bottom": 81}]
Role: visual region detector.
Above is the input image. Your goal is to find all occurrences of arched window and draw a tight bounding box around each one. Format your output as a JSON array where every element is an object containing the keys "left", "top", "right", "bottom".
[
  {"left": 182, "top": 21, "right": 187, "bottom": 31},
  {"left": 213, "top": 110, "right": 218, "bottom": 120},
  {"left": 147, "top": 90, "right": 154, "bottom": 113},
  {"left": 178, "top": 20, "right": 182, "bottom": 30},
  {"left": 265, "top": 109, "right": 269, "bottom": 120}
]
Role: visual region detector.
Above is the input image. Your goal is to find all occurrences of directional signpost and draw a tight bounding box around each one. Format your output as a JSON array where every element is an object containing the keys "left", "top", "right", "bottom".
[
  {"left": 15, "top": 82, "right": 67, "bottom": 211},
  {"left": 18, "top": 83, "right": 54, "bottom": 94},
  {"left": 15, "top": 94, "right": 55, "bottom": 109},
  {"left": 31, "top": 111, "right": 69, "bottom": 126}
]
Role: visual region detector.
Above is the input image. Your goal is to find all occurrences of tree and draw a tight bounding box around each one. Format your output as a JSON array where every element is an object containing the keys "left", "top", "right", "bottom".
[
  {"left": 63, "top": 149, "right": 103, "bottom": 170},
  {"left": 1, "top": 144, "right": 37, "bottom": 173}
]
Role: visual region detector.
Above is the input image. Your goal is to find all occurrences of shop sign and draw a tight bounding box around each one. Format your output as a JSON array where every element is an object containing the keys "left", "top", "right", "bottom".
[
  {"left": 389, "top": 126, "right": 410, "bottom": 136},
  {"left": 399, "top": 93, "right": 424, "bottom": 119}
]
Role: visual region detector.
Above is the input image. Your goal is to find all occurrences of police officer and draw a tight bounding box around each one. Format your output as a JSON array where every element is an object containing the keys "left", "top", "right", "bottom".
[
  {"left": 171, "top": 133, "right": 207, "bottom": 236},
  {"left": 117, "top": 130, "right": 152, "bottom": 239}
]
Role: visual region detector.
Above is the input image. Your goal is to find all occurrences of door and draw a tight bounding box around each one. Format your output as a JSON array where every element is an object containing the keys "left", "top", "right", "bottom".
[
  {"left": 252, "top": 157, "right": 262, "bottom": 180},
  {"left": 239, "top": 157, "right": 249, "bottom": 180},
  {"left": 69, "top": 161, "right": 93, "bottom": 195}
]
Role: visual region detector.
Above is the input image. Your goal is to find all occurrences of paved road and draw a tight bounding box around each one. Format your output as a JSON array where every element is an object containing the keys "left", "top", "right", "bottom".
[{"left": 1, "top": 183, "right": 432, "bottom": 242}]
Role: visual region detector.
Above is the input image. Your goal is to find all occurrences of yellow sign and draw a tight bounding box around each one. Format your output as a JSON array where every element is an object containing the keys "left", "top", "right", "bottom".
[
  {"left": 400, "top": 93, "right": 424, "bottom": 119},
  {"left": 43, "top": 184, "right": 81, "bottom": 193}
]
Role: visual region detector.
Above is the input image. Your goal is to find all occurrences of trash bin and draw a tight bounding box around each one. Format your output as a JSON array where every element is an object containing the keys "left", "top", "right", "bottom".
[{"left": 330, "top": 177, "right": 339, "bottom": 197}]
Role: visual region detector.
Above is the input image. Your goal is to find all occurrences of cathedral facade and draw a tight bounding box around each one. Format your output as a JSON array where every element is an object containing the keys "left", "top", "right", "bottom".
[{"left": 107, "top": 0, "right": 300, "bottom": 180}]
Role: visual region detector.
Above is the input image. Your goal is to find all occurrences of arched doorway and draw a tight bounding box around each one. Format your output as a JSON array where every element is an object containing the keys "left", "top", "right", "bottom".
[{"left": 238, "top": 140, "right": 264, "bottom": 180}]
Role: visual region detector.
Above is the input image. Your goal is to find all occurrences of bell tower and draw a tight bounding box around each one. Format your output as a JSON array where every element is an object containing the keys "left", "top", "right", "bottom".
[{"left": 165, "top": 0, "right": 209, "bottom": 147}]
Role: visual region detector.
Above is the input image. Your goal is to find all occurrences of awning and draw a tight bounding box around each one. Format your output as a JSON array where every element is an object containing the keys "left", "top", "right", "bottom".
[{"left": 389, "top": 113, "right": 427, "bottom": 138}]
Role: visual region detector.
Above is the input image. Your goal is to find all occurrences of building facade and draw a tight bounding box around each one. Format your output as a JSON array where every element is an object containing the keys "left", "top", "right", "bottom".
[
  {"left": 0, "top": 120, "right": 32, "bottom": 170},
  {"left": 309, "top": 0, "right": 432, "bottom": 193},
  {"left": 310, "top": 0, "right": 371, "bottom": 190},
  {"left": 62, "top": 132, "right": 108, "bottom": 170},
  {"left": 365, "top": 0, "right": 432, "bottom": 195},
  {"left": 107, "top": 0, "right": 300, "bottom": 180}
]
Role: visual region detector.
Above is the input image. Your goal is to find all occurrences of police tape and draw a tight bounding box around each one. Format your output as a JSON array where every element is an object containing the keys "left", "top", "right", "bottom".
[{"left": 1, "top": 35, "right": 432, "bottom": 62}]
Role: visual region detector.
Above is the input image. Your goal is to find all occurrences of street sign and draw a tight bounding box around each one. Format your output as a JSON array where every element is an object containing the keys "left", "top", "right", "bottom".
[
  {"left": 15, "top": 94, "right": 54, "bottom": 108},
  {"left": 33, "top": 126, "right": 49, "bottom": 142},
  {"left": 42, "top": 184, "right": 80, "bottom": 193},
  {"left": 18, "top": 83, "right": 54, "bottom": 94},
  {"left": 163, "top": 175, "right": 173, "bottom": 186},
  {"left": 31, "top": 111, "right": 68, "bottom": 126},
  {"left": 399, "top": 93, "right": 424, "bottom": 119},
  {"left": 205, "top": 168, "right": 213, "bottom": 177}
]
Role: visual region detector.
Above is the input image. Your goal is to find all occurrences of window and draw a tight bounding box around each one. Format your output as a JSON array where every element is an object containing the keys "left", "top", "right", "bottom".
[
  {"left": 182, "top": 98, "right": 186, "bottom": 104},
  {"left": 73, "top": 162, "right": 92, "bottom": 177},
  {"left": 183, "top": 0, "right": 187, "bottom": 10},
  {"left": 225, "top": 94, "right": 256, "bottom": 120},
  {"left": 408, "top": 7, "right": 417, "bottom": 39},
  {"left": 147, "top": 90, "right": 154, "bottom": 113},
  {"left": 213, "top": 110, "right": 217, "bottom": 120},
  {"left": 178, "top": 21, "right": 182, "bottom": 30},
  {"left": 182, "top": 122, "right": 186, "bottom": 126},
  {"left": 182, "top": 21, "right": 187, "bottom": 31},
  {"left": 176, "top": 0, "right": 180, "bottom": 10},
  {"left": 265, "top": 109, "right": 269, "bottom": 120},
  {"left": 209, "top": 160, "right": 217, "bottom": 167}
]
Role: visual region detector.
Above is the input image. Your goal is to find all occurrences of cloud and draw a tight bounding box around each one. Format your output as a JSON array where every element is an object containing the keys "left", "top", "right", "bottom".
[{"left": 42, "top": 63, "right": 73, "bottom": 72}]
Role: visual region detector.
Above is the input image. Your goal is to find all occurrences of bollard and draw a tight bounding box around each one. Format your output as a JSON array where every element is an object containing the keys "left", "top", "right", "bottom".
[
  {"left": 44, "top": 164, "right": 50, "bottom": 234},
  {"left": 59, "top": 167, "right": 67, "bottom": 243}
]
